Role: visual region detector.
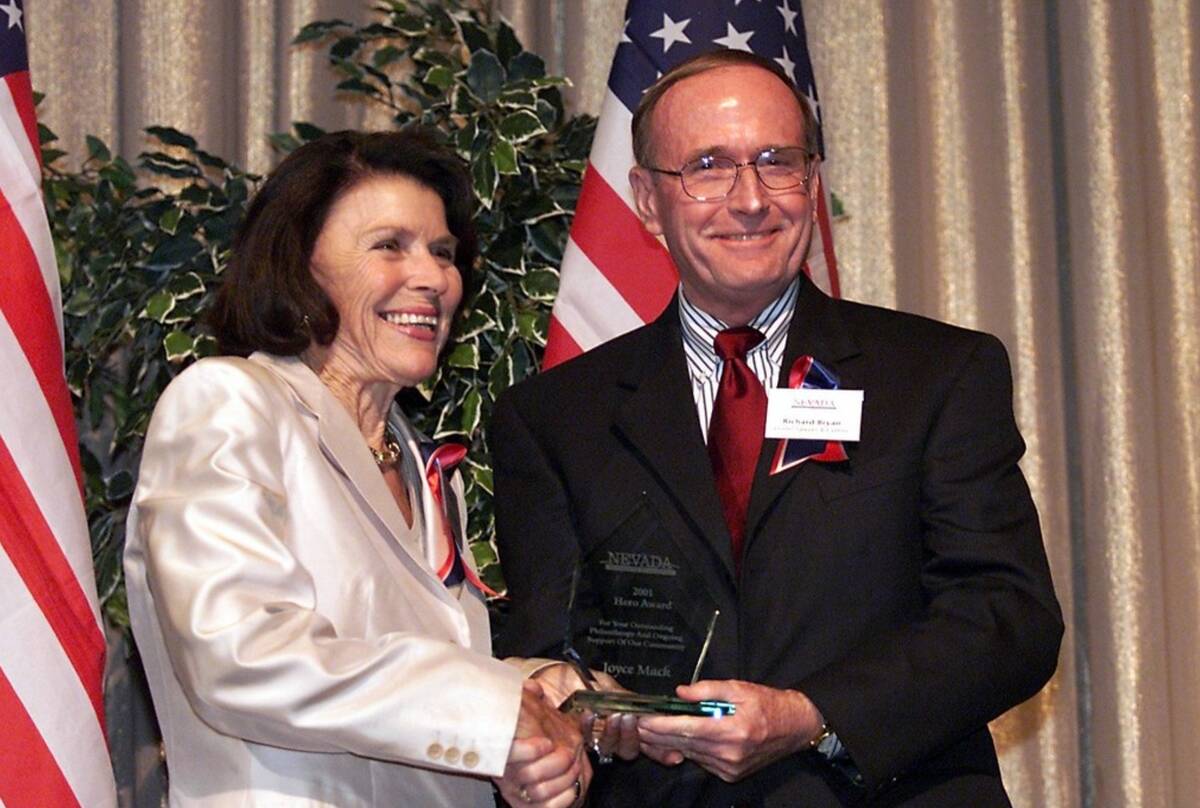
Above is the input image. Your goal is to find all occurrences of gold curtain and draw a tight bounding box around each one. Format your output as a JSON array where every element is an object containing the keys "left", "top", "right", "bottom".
[
  {"left": 28, "top": 0, "right": 379, "bottom": 175},
  {"left": 26, "top": 1, "right": 1200, "bottom": 806},
  {"left": 25, "top": 0, "right": 623, "bottom": 176},
  {"left": 806, "top": 1, "right": 1200, "bottom": 806}
]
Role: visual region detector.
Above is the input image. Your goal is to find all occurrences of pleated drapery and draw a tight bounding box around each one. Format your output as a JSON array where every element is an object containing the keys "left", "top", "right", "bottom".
[
  {"left": 26, "top": 0, "right": 624, "bottom": 177},
  {"left": 26, "top": 2, "right": 1200, "bottom": 806},
  {"left": 809, "top": 3, "right": 1079, "bottom": 800}
]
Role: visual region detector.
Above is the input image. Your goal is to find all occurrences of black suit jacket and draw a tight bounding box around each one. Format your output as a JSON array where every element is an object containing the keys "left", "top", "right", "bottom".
[{"left": 492, "top": 277, "right": 1063, "bottom": 807}]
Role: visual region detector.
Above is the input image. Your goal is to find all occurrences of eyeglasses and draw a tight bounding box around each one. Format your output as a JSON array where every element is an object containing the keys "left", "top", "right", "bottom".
[{"left": 647, "top": 147, "right": 816, "bottom": 201}]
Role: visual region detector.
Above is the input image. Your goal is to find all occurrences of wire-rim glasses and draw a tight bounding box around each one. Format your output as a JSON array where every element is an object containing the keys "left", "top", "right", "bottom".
[{"left": 647, "top": 147, "right": 816, "bottom": 201}]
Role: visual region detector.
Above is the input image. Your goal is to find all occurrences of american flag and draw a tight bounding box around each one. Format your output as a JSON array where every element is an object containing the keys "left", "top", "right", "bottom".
[
  {"left": 544, "top": 0, "right": 839, "bottom": 368},
  {"left": 0, "top": 1, "right": 116, "bottom": 804}
]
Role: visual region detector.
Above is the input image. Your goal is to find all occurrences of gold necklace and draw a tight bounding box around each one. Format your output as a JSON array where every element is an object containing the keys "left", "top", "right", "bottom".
[{"left": 371, "top": 427, "right": 402, "bottom": 467}]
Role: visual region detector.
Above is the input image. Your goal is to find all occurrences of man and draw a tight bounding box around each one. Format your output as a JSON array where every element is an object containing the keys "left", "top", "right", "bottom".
[{"left": 492, "top": 50, "right": 1062, "bottom": 807}]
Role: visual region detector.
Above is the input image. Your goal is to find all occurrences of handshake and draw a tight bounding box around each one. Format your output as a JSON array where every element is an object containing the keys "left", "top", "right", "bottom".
[
  {"left": 493, "top": 666, "right": 630, "bottom": 808},
  {"left": 493, "top": 663, "right": 826, "bottom": 807}
]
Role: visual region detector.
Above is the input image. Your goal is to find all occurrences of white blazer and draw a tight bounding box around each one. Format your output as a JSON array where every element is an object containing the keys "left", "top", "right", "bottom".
[{"left": 125, "top": 352, "right": 524, "bottom": 807}]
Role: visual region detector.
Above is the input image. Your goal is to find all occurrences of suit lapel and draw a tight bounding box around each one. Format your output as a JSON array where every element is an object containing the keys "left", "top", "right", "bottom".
[
  {"left": 250, "top": 354, "right": 457, "bottom": 610},
  {"left": 612, "top": 306, "right": 738, "bottom": 580},
  {"left": 744, "top": 277, "right": 862, "bottom": 544}
]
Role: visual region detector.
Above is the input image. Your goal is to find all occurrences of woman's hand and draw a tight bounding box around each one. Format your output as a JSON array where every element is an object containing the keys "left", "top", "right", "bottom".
[{"left": 495, "top": 680, "right": 591, "bottom": 807}]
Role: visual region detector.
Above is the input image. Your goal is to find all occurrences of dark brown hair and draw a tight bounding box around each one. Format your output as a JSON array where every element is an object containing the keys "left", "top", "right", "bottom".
[
  {"left": 631, "top": 49, "right": 821, "bottom": 167},
  {"left": 208, "top": 129, "right": 478, "bottom": 357}
]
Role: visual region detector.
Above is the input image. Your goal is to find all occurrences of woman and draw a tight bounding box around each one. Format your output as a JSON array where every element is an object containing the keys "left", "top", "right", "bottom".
[{"left": 124, "top": 130, "right": 589, "bottom": 807}]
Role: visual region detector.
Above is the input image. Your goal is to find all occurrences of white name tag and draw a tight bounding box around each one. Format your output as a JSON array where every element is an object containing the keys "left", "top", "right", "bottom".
[{"left": 765, "top": 388, "right": 863, "bottom": 442}]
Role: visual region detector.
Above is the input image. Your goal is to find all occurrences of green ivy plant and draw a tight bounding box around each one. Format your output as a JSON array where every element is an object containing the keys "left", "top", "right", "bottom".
[
  {"left": 46, "top": 0, "right": 594, "bottom": 626},
  {"left": 44, "top": 126, "right": 256, "bottom": 626}
]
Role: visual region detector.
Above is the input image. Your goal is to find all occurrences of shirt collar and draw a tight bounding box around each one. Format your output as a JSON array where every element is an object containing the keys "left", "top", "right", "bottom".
[{"left": 678, "top": 276, "right": 800, "bottom": 383}]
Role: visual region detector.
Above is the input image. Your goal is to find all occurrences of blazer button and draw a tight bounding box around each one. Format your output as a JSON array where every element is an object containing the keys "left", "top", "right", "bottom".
[
  {"left": 463, "top": 751, "right": 480, "bottom": 769},
  {"left": 426, "top": 743, "right": 444, "bottom": 760},
  {"left": 445, "top": 746, "right": 461, "bottom": 764}
]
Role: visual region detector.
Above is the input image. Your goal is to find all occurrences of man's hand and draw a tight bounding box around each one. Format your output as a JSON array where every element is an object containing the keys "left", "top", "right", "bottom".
[
  {"left": 636, "top": 680, "right": 824, "bottom": 782},
  {"left": 584, "top": 710, "right": 641, "bottom": 763},
  {"left": 530, "top": 662, "right": 590, "bottom": 708},
  {"left": 532, "top": 663, "right": 641, "bottom": 762},
  {"left": 495, "top": 680, "right": 591, "bottom": 807}
]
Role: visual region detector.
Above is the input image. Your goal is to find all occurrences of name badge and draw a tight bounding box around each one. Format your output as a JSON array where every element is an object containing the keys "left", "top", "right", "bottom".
[{"left": 765, "top": 388, "right": 863, "bottom": 442}]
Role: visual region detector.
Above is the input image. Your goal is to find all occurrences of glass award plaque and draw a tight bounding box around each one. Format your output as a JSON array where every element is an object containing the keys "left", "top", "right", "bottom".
[
  {"left": 561, "top": 688, "right": 735, "bottom": 718},
  {"left": 564, "top": 509, "right": 724, "bottom": 698}
]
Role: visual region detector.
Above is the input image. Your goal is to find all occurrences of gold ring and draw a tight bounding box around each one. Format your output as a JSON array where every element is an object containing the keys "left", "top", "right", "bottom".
[{"left": 519, "top": 785, "right": 531, "bottom": 803}]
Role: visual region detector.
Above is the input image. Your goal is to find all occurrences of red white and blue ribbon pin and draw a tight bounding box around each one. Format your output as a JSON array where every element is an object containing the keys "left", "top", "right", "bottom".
[
  {"left": 422, "top": 442, "right": 499, "bottom": 597},
  {"left": 768, "top": 355, "right": 850, "bottom": 476}
]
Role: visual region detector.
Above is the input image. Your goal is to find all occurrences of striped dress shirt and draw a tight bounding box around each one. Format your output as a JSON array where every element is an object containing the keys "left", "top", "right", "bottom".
[
  {"left": 677, "top": 278, "right": 855, "bottom": 768},
  {"left": 678, "top": 278, "right": 800, "bottom": 444}
]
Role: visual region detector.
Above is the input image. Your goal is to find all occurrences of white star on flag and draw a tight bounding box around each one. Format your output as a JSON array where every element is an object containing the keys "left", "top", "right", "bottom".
[
  {"left": 713, "top": 23, "right": 755, "bottom": 52},
  {"left": 778, "top": 1, "right": 798, "bottom": 35},
  {"left": 775, "top": 45, "right": 796, "bottom": 81},
  {"left": 806, "top": 84, "right": 821, "bottom": 122},
  {"left": 650, "top": 13, "right": 692, "bottom": 52},
  {"left": 1, "top": 0, "right": 23, "bottom": 30}
]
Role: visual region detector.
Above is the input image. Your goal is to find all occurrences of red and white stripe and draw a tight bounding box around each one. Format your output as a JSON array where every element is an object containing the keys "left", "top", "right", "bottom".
[
  {"left": 0, "top": 48, "right": 117, "bottom": 808},
  {"left": 545, "top": 88, "right": 840, "bottom": 369}
]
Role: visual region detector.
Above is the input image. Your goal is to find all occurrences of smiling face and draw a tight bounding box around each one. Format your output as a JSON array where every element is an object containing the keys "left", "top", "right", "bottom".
[
  {"left": 307, "top": 173, "right": 463, "bottom": 392},
  {"left": 629, "top": 65, "right": 819, "bottom": 325}
]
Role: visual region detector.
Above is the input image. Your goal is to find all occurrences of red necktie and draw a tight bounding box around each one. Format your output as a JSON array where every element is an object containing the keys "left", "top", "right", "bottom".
[{"left": 708, "top": 327, "right": 767, "bottom": 570}]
